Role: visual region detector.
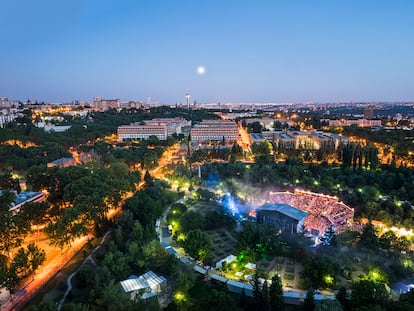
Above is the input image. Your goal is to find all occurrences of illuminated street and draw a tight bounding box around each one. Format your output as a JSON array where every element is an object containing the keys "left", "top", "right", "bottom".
[{"left": 1, "top": 236, "right": 88, "bottom": 311}]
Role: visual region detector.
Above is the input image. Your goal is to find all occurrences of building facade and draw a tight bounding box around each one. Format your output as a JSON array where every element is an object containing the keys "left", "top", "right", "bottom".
[
  {"left": 190, "top": 120, "right": 239, "bottom": 143},
  {"left": 271, "top": 130, "right": 349, "bottom": 151},
  {"left": 326, "top": 119, "right": 382, "bottom": 127}
]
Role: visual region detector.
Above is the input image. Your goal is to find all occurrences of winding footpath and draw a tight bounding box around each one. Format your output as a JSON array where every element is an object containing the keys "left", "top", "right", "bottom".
[{"left": 57, "top": 230, "right": 111, "bottom": 311}]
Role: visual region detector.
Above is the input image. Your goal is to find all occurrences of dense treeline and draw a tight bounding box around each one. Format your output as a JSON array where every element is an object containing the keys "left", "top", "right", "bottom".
[
  {"left": 341, "top": 126, "right": 414, "bottom": 157},
  {"left": 341, "top": 143, "right": 379, "bottom": 170},
  {"left": 24, "top": 160, "right": 143, "bottom": 248},
  {"left": 0, "top": 192, "right": 46, "bottom": 292},
  {"left": 0, "top": 161, "right": 142, "bottom": 291}
]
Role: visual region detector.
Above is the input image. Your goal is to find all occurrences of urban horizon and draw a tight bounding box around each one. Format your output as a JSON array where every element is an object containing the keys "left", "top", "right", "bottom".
[{"left": 2, "top": 95, "right": 414, "bottom": 107}]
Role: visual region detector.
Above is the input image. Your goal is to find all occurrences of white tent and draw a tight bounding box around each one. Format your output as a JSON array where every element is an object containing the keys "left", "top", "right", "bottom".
[
  {"left": 120, "top": 271, "right": 166, "bottom": 299},
  {"left": 244, "top": 262, "right": 256, "bottom": 270},
  {"left": 215, "top": 254, "right": 237, "bottom": 269}
]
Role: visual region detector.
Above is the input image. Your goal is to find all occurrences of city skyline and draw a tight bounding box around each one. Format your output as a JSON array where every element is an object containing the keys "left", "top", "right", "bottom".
[{"left": 1, "top": 0, "right": 414, "bottom": 104}]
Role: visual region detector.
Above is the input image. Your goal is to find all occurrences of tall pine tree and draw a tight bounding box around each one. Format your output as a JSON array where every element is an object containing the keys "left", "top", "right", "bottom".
[{"left": 269, "top": 274, "right": 284, "bottom": 311}]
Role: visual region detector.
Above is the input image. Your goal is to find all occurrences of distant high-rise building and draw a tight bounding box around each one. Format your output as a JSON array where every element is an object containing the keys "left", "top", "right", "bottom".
[
  {"left": 93, "top": 97, "right": 120, "bottom": 111},
  {"left": 0, "top": 97, "right": 10, "bottom": 108},
  {"left": 364, "top": 107, "right": 374, "bottom": 119}
]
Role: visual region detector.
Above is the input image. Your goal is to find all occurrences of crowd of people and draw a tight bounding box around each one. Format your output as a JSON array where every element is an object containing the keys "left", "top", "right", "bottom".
[{"left": 268, "top": 190, "right": 354, "bottom": 236}]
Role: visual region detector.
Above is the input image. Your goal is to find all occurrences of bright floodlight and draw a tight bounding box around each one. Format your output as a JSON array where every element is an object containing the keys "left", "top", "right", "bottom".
[{"left": 197, "top": 65, "right": 206, "bottom": 75}]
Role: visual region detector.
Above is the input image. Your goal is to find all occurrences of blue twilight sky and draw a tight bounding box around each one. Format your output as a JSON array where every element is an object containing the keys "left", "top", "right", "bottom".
[{"left": 1, "top": 0, "right": 413, "bottom": 104}]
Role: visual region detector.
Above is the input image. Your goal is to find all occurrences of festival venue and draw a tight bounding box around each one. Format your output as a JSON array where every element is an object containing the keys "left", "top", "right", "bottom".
[{"left": 267, "top": 190, "right": 354, "bottom": 237}]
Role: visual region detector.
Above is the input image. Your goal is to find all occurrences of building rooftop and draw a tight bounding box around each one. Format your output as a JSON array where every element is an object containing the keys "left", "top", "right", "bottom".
[
  {"left": 257, "top": 203, "right": 308, "bottom": 221},
  {"left": 313, "top": 132, "right": 330, "bottom": 139},
  {"left": 210, "top": 273, "right": 228, "bottom": 283},
  {"left": 278, "top": 132, "right": 294, "bottom": 139},
  {"left": 50, "top": 158, "right": 75, "bottom": 165},
  {"left": 0, "top": 190, "right": 45, "bottom": 209},
  {"left": 250, "top": 133, "right": 264, "bottom": 140},
  {"left": 120, "top": 270, "right": 166, "bottom": 294},
  {"left": 326, "top": 132, "right": 348, "bottom": 140},
  {"left": 193, "top": 265, "right": 208, "bottom": 275}
]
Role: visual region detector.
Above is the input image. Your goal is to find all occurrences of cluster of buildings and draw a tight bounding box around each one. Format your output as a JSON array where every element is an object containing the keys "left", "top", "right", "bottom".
[
  {"left": 0, "top": 96, "right": 145, "bottom": 128},
  {"left": 118, "top": 118, "right": 240, "bottom": 144},
  {"left": 117, "top": 116, "right": 357, "bottom": 155},
  {"left": 92, "top": 97, "right": 143, "bottom": 111},
  {"left": 117, "top": 117, "right": 191, "bottom": 141},
  {"left": 0, "top": 97, "right": 20, "bottom": 128},
  {"left": 323, "top": 119, "right": 382, "bottom": 128},
  {"left": 250, "top": 130, "right": 349, "bottom": 151},
  {"left": 2, "top": 96, "right": 414, "bottom": 148}
]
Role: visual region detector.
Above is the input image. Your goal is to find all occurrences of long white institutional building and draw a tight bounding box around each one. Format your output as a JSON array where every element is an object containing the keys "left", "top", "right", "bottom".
[
  {"left": 117, "top": 118, "right": 240, "bottom": 143},
  {"left": 117, "top": 117, "right": 190, "bottom": 141},
  {"left": 190, "top": 120, "right": 239, "bottom": 143}
]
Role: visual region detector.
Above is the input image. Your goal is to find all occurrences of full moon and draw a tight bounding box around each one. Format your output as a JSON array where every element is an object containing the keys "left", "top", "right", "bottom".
[{"left": 197, "top": 66, "right": 206, "bottom": 75}]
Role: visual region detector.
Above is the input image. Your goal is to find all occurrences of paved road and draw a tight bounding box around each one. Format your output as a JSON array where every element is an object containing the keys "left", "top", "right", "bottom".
[{"left": 0, "top": 236, "right": 89, "bottom": 311}]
